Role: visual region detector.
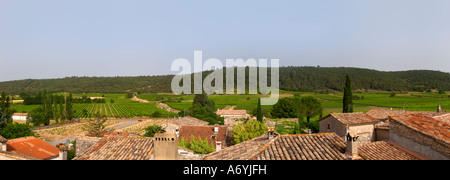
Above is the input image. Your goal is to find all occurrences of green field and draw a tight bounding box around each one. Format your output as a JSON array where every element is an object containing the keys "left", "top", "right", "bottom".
[
  {"left": 11, "top": 91, "right": 449, "bottom": 120},
  {"left": 141, "top": 91, "right": 450, "bottom": 114}
]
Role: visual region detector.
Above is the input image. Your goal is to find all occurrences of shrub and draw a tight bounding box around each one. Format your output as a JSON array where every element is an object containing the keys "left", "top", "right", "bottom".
[
  {"left": 143, "top": 125, "right": 166, "bottom": 137},
  {"left": 231, "top": 119, "right": 267, "bottom": 145},
  {"left": 178, "top": 135, "right": 215, "bottom": 154},
  {"left": 0, "top": 122, "right": 37, "bottom": 139}
]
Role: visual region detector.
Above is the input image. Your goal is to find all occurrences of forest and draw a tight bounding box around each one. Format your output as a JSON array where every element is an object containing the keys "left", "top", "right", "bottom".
[{"left": 0, "top": 66, "right": 449, "bottom": 94}]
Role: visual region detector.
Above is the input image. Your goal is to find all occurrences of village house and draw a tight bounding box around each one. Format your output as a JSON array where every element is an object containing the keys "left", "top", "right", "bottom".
[
  {"left": 216, "top": 109, "right": 249, "bottom": 127},
  {"left": 12, "top": 113, "right": 28, "bottom": 121},
  {"left": 161, "top": 116, "right": 209, "bottom": 135},
  {"left": 389, "top": 113, "right": 450, "bottom": 160},
  {"left": 318, "top": 112, "right": 380, "bottom": 144},
  {"left": 0, "top": 136, "right": 67, "bottom": 160},
  {"left": 178, "top": 125, "right": 228, "bottom": 151}
]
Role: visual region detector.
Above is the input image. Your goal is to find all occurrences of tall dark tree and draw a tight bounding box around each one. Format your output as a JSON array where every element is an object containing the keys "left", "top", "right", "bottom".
[
  {"left": 256, "top": 98, "right": 263, "bottom": 122},
  {"left": 343, "top": 74, "right": 353, "bottom": 113}
]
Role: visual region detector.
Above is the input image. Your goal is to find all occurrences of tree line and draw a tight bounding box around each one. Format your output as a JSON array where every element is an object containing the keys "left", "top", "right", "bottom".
[
  {"left": 2, "top": 67, "right": 450, "bottom": 94},
  {"left": 27, "top": 90, "right": 74, "bottom": 126}
]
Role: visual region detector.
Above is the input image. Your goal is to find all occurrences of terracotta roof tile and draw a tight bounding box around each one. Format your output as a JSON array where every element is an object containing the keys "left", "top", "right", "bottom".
[
  {"left": 367, "top": 108, "right": 449, "bottom": 121},
  {"left": 12, "top": 113, "right": 28, "bottom": 116},
  {"left": 390, "top": 113, "right": 450, "bottom": 143},
  {"left": 320, "top": 112, "right": 380, "bottom": 125},
  {"left": 216, "top": 110, "right": 247, "bottom": 116},
  {"left": 205, "top": 133, "right": 424, "bottom": 160},
  {"left": 73, "top": 136, "right": 154, "bottom": 160},
  {"left": 6, "top": 136, "right": 59, "bottom": 160},
  {"left": 204, "top": 134, "right": 270, "bottom": 160},
  {"left": 205, "top": 133, "right": 348, "bottom": 160},
  {"left": 358, "top": 141, "right": 423, "bottom": 160},
  {"left": 434, "top": 113, "right": 450, "bottom": 124},
  {"left": 179, "top": 126, "right": 228, "bottom": 148}
]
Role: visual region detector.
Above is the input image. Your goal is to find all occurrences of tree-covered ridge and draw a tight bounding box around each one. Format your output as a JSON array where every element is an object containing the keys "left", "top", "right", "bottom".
[{"left": 0, "top": 66, "right": 449, "bottom": 94}]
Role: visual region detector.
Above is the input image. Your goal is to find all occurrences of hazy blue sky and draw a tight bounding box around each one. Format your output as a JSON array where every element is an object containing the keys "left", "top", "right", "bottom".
[{"left": 1, "top": 0, "right": 449, "bottom": 82}]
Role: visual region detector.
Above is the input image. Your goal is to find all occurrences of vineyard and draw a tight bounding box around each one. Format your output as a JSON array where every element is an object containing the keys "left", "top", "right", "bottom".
[
  {"left": 73, "top": 103, "right": 172, "bottom": 118},
  {"left": 120, "top": 118, "right": 169, "bottom": 136}
]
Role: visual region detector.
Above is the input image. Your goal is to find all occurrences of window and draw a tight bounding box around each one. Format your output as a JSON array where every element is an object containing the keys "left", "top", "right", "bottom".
[{"left": 327, "top": 124, "right": 331, "bottom": 130}]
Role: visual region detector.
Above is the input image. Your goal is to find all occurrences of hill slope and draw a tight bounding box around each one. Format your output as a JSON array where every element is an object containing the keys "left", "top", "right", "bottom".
[{"left": 0, "top": 67, "right": 449, "bottom": 94}]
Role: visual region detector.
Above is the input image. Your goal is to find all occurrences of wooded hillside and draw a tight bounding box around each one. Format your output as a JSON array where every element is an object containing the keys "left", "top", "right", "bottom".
[{"left": 1, "top": 66, "right": 449, "bottom": 94}]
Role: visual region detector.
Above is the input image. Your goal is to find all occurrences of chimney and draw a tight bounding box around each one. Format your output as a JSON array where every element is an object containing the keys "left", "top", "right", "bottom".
[
  {"left": 154, "top": 133, "right": 178, "bottom": 160},
  {"left": 267, "top": 127, "right": 275, "bottom": 140},
  {"left": 0, "top": 136, "right": 7, "bottom": 151},
  {"left": 215, "top": 141, "right": 222, "bottom": 152},
  {"left": 58, "top": 145, "right": 68, "bottom": 160},
  {"left": 437, "top": 105, "right": 442, "bottom": 113},
  {"left": 214, "top": 124, "right": 219, "bottom": 134},
  {"left": 346, "top": 132, "right": 360, "bottom": 159}
]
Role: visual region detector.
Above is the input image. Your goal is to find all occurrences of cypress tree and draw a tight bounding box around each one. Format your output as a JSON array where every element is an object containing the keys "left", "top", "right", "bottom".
[
  {"left": 343, "top": 74, "right": 353, "bottom": 113},
  {"left": 256, "top": 98, "right": 263, "bottom": 122}
]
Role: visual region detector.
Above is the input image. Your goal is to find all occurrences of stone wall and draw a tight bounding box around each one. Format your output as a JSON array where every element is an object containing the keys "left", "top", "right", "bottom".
[
  {"left": 319, "top": 116, "right": 346, "bottom": 137},
  {"left": 348, "top": 124, "right": 376, "bottom": 144},
  {"left": 390, "top": 120, "right": 450, "bottom": 160},
  {"left": 375, "top": 127, "right": 389, "bottom": 141},
  {"left": 76, "top": 136, "right": 102, "bottom": 156}
]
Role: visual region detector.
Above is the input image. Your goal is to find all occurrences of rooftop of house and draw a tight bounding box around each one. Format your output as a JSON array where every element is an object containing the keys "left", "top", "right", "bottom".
[
  {"left": 434, "top": 113, "right": 450, "bottom": 124},
  {"left": 358, "top": 141, "right": 425, "bottom": 160},
  {"left": 4, "top": 136, "right": 59, "bottom": 160},
  {"left": 390, "top": 113, "right": 450, "bottom": 144},
  {"left": 204, "top": 132, "right": 425, "bottom": 160},
  {"left": 204, "top": 134, "right": 272, "bottom": 160},
  {"left": 252, "top": 133, "right": 348, "bottom": 160},
  {"left": 320, "top": 112, "right": 380, "bottom": 125},
  {"left": 178, "top": 125, "right": 228, "bottom": 145},
  {"left": 165, "top": 116, "right": 209, "bottom": 127},
  {"left": 73, "top": 136, "right": 154, "bottom": 160},
  {"left": 367, "top": 108, "right": 449, "bottom": 121},
  {"left": 12, "top": 113, "right": 28, "bottom": 116},
  {"left": 216, "top": 109, "right": 247, "bottom": 116}
]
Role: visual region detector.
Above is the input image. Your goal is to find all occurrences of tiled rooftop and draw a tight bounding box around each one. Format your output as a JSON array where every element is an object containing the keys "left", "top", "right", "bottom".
[
  {"left": 165, "top": 116, "right": 209, "bottom": 127},
  {"left": 205, "top": 132, "right": 428, "bottom": 160},
  {"left": 73, "top": 136, "right": 154, "bottom": 160},
  {"left": 367, "top": 108, "right": 449, "bottom": 121},
  {"left": 358, "top": 141, "right": 423, "bottom": 160},
  {"left": 6, "top": 136, "right": 59, "bottom": 160},
  {"left": 204, "top": 134, "right": 270, "bottom": 160},
  {"left": 434, "top": 113, "right": 450, "bottom": 124},
  {"left": 216, "top": 109, "right": 247, "bottom": 116},
  {"left": 390, "top": 113, "right": 450, "bottom": 144},
  {"left": 205, "top": 133, "right": 348, "bottom": 160},
  {"left": 252, "top": 133, "right": 347, "bottom": 160},
  {"left": 179, "top": 126, "right": 228, "bottom": 146},
  {"left": 321, "top": 112, "right": 380, "bottom": 125}
]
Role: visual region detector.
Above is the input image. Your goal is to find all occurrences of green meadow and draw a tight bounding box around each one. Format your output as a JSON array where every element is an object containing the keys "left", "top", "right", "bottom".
[{"left": 11, "top": 91, "right": 448, "bottom": 120}]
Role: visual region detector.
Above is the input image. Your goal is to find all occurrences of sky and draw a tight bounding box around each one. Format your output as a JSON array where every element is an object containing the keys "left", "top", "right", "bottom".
[{"left": 0, "top": 0, "right": 449, "bottom": 82}]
